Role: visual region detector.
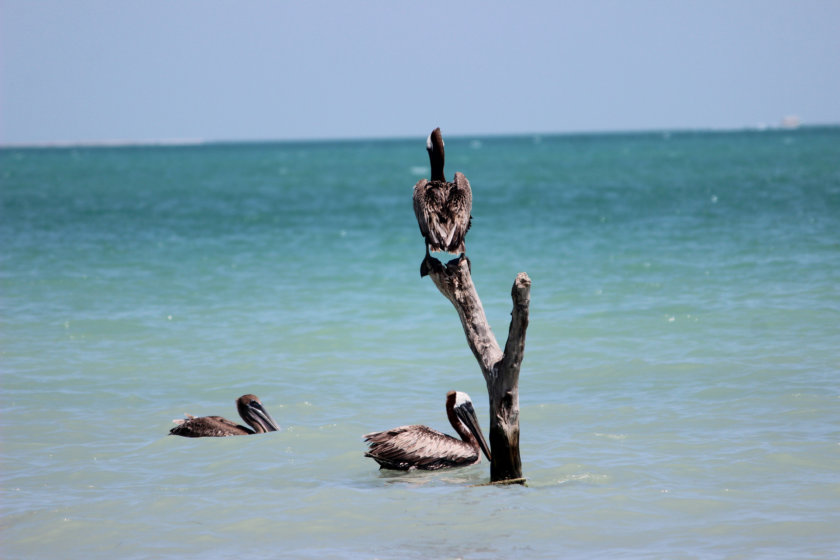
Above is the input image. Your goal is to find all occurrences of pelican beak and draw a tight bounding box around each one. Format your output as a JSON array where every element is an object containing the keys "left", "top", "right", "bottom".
[
  {"left": 249, "top": 401, "right": 280, "bottom": 432},
  {"left": 455, "top": 401, "right": 492, "bottom": 461}
]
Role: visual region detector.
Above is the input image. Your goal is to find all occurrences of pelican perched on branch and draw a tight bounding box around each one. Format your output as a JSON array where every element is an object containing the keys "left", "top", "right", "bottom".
[
  {"left": 364, "top": 391, "right": 491, "bottom": 470},
  {"left": 413, "top": 127, "right": 473, "bottom": 277},
  {"left": 169, "top": 394, "right": 280, "bottom": 438}
]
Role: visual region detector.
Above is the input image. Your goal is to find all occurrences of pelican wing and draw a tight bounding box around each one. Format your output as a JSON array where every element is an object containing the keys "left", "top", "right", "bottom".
[
  {"left": 412, "top": 179, "right": 429, "bottom": 238},
  {"left": 169, "top": 415, "right": 253, "bottom": 438},
  {"left": 416, "top": 180, "right": 456, "bottom": 251},
  {"left": 364, "top": 424, "right": 479, "bottom": 470},
  {"left": 447, "top": 172, "right": 473, "bottom": 252}
]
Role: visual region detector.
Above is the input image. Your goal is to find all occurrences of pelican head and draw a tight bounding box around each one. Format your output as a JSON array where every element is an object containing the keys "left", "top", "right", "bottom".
[
  {"left": 236, "top": 394, "right": 280, "bottom": 434},
  {"left": 426, "top": 127, "right": 446, "bottom": 182},
  {"left": 448, "top": 390, "right": 491, "bottom": 461}
]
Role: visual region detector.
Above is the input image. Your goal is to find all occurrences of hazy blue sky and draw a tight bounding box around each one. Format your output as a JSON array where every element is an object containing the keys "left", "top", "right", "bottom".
[{"left": 2, "top": 0, "right": 839, "bottom": 144}]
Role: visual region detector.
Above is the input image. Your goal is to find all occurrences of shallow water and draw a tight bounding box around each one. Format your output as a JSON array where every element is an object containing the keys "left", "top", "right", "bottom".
[{"left": 2, "top": 128, "right": 839, "bottom": 558}]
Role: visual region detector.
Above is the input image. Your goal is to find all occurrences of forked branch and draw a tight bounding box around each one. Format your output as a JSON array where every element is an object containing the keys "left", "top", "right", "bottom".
[{"left": 424, "top": 254, "right": 530, "bottom": 482}]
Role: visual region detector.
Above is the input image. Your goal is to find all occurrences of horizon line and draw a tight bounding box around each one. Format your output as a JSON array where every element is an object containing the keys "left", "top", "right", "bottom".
[{"left": 2, "top": 121, "right": 834, "bottom": 150}]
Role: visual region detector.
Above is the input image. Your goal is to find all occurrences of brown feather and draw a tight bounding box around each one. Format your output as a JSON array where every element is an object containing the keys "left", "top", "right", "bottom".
[
  {"left": 364, "top": 425, "right": 479, "bottom": 470},
  {"left": 412, "top": 173, "right": 472, "bottom": 254},
  {"left": 169, "top": 416, "right": 253, "bottom": 437}
]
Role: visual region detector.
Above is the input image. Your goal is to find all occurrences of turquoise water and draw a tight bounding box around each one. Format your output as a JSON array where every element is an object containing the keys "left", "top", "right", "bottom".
[{"left": 2, "top": 128, "right": 839, "bottom": 558}]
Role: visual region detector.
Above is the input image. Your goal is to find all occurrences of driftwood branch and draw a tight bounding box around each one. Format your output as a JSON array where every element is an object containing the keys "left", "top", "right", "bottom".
[
  {"left": 425, "top": 255, "right": 530, "bottom": 482},
  {"left": 502, "top": 272, "right": 531, "bottom": 383},
  {"left": 427, "top": 257, "right": 503, "bottom": 372}
]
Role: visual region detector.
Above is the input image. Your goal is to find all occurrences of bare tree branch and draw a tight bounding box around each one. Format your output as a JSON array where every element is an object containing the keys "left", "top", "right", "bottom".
[{"left": 424, "top": 254, "right": 530, "bottom": 483}]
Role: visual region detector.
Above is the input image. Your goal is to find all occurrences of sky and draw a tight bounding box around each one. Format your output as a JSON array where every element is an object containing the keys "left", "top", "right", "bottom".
[{"left": 1, "top": 0, "right": 839, "bottom": 145}]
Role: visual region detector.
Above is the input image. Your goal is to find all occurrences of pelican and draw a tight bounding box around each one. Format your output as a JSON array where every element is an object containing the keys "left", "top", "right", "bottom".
[
  {"left": 412, "top": 127, "right": 473, "bottom": 277},
  {"left": 364, "top": 390, "right": 491, "bottom": 470},
  {"left": 169, "top": 394, "right": 280, "bottom": 438}
]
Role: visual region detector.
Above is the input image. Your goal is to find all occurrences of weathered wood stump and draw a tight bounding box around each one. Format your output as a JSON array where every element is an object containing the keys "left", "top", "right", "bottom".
[{"left": 422, "top": 254, "right": 530, "bottom": 483}]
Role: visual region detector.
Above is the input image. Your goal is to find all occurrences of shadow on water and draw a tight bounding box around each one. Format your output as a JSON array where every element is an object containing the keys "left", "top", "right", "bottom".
[{"left": 369, "top": 464, "right": 491, "bottom": 488}]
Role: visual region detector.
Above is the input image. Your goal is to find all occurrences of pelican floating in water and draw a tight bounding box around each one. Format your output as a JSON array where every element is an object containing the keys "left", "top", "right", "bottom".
[
  {"left": 412, "top": 127, "right": 473, "bottom": 277},
  {"left": 364, "top": 391, "right": 491, "bottom": 470},
  {"left": 169, "top": 394, "right": 280, "bottom": 438}
]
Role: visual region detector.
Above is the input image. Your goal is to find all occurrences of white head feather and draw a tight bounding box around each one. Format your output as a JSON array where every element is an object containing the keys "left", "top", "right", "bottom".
[
  {"left": 454, "top": 391, "right": 472, "bottom": 407},
  {"left": 426, "top": 131, "right": 444, "bottom": 151}
]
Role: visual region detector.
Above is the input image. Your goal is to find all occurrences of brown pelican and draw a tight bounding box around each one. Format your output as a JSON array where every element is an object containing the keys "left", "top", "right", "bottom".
[
  {"left": 412, "top": 127, "right": 473, "bottom": 277},
  {"left": 169, "top": 394, "right": 280, "bottom": 438},
  {"left": 364, "top": 390, "right": 491, "bottom": 470}
]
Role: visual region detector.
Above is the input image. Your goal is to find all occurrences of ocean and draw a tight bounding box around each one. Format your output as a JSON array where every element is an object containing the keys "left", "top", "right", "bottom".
[{"left": 2, "top": 127, "right": 839, "bottom": 559}]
